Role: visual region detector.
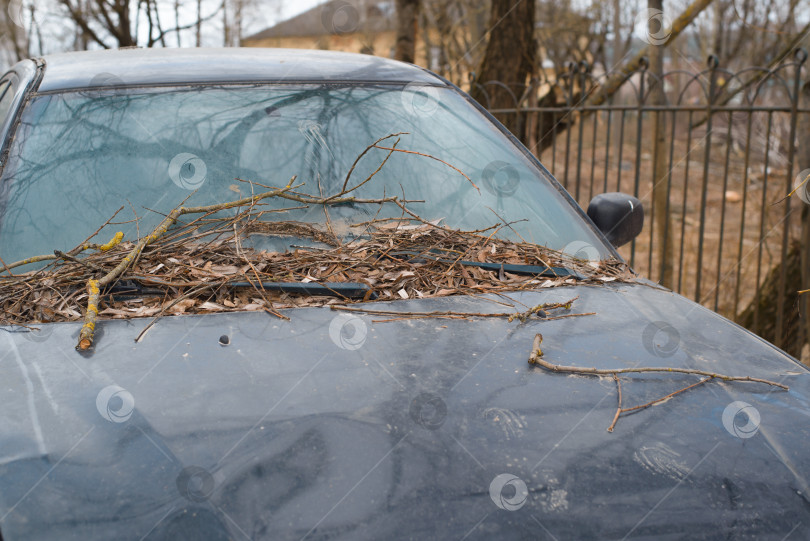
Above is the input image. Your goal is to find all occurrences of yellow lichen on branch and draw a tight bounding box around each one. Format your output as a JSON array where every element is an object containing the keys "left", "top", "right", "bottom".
[
  {"left": 91, "top": 231, "right": 124, "bottom": 252},
  {"left": 78, "top": 279, "right": 100, "bottom": 350},
  {"left": 2, "top": 254, "right": 59, "bottom": 274},
  {"left": 2, "top": 231, "right": 125, "bottom": 275},
  {"left": 75, "top": 180, "right": 299, "bottom": 350}
]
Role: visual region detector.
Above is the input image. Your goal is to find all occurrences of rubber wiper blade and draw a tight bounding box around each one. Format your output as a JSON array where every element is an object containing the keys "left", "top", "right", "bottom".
[
  {"left": 386, "top": 251, "right": 585, "bottom": 280},
  {"left": 105, "top": 280, "right": 375, "bottom": 300},
  {"left": 105, "top": 280, "right": 164, "bottom": 298},
  {"left": 227, "top": 282, "right": 376, "bottom": 300},
  {"left": 454, "top": 260, "right": 585, "bottom": 279}
]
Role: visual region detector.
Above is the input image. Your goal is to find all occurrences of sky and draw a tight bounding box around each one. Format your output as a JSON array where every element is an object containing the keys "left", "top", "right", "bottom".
[{"left": 16, "top": 0, "right": 327, "bottom": 55}]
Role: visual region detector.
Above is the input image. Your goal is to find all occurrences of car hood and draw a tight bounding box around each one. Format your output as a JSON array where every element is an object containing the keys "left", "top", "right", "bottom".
[{"left": 1, "top": 282, "right": 809, "bottom": 540}]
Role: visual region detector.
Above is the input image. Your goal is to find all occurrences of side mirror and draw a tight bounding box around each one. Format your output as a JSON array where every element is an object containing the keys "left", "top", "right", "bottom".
[{"left": 586, "top": 192, "right": 644, "bottom": 248}]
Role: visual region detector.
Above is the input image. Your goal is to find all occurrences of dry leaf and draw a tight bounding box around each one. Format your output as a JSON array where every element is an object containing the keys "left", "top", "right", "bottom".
[
  {"left": 210, "top": 265, "right": 240, "bottom": 275},
  {"left": 167, "top": 299, "right": 196, "bottom": 314}
]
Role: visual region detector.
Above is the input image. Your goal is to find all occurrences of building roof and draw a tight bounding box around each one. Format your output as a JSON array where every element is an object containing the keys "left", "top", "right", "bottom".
[
  {"left": 244, "top": 0, "right": 395, "bottom": 42},
  {"left": 35, "top": 47, "right": 442, "bottom": 92}
]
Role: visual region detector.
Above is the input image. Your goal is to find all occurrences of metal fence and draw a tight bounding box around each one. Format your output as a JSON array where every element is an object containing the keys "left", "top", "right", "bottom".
[{"left": 471, "top": 50, "right": 810, "bottom": 356}]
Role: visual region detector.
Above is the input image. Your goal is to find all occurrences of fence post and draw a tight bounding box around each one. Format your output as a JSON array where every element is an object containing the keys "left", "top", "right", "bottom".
[
  {"left": 695, "top": 55, "right": 719, "bottom": 302},
  {"left": 630, "top": 58, "right": 648, "bottom": 267},
  {"left": 527, "top": 77, "right": 538, "bottom": 155}
]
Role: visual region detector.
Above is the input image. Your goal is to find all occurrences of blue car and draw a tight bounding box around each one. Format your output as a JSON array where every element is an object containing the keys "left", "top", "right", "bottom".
[{"left": 0, "top": 48, "right": 807, "bottom": 540}]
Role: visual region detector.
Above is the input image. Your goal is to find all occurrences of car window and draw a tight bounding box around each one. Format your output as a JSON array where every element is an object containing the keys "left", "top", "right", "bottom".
[
  {"left": 0, "top": 80, "right": 15, "bottom": 127},
  {"left": 0, "top": 84, "right": 609, "bottom": 264}
]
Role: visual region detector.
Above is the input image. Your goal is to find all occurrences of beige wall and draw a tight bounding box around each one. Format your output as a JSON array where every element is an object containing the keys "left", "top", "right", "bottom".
[{"left": 243, "top": 30, "right": 436, "bottom": 72}]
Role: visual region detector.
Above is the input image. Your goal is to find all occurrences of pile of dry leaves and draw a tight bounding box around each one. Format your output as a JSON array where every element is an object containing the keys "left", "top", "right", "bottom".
[{"left": 0, "top": 208, "right": 629, "bottom": 328}]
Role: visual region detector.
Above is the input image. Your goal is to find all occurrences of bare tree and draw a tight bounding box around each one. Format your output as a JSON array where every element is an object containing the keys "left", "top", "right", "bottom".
[
  {"left": 691, "top": 0, "right": 805, "bottom": 69},
  {"left": 223, "top": 0, "right": 248, "bottom": 47},
  {"left": 419, "top": 0, "right": 489, "bottom": 84},
  {"left": 536, "top": 0, "right": 610, "bottom": 74},
  {"left": 57, "top": 0, "right": 221, "bottom": 49},
  {"left": 395, "top": 0, "right": 420, "bottom": 63},
  {"left": 470, "top": 0, "right": 536, "bottom": 122},
  {"left": 0, "top": 0, "right": 30, "bottom": 63}
]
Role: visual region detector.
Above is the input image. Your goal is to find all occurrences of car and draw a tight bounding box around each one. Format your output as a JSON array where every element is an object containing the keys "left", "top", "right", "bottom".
[{"left": 0, "top": 47, "right": 808, "bottom": 540}]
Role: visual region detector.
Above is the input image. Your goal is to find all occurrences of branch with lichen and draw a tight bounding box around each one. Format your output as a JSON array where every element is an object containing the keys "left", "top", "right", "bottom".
[
  {"left": 76, "top": 179, "right": 300, "bottom": 350},
  {"left": 1, "top": 231, "right": 124, "bottom": 275},
  {"left": 507, "top": 298, "right": 578, "bottom": 322}
]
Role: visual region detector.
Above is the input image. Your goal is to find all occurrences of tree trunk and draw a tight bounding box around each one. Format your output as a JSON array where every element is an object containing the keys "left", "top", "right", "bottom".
[
  {"left": 648, "top": 0, "right": 674, "bottom": 288},
  {"left": 196, "top": 0, "right": 202, "bottom": 47},
  {"left": 799, "top": 81, "right": 810, "bottom": 364},
  {"left": 584, "top": 0, "right": 714, "bottom": 108},
  {"left": 737, "top": 242, "right": 805, "bottom": 359},
  {"left": 736, "top": 76, "right": 809, "bottom": 365},
  {"left": 611, "top": 0, "right": 622, "bottom": 69},
  {"left": 469, "top": 0, "right": 536, "bottom": 134},
  {"left": 394, "top": 0, "right": 420, "bottom": 63},
  {"left": 114, "top": 0, "right": 135, "bottom": 47}
]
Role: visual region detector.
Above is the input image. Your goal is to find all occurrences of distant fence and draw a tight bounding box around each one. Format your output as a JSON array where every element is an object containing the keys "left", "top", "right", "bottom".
[{"left": 472, "top": 50, "right": 810, "bottom": 357}]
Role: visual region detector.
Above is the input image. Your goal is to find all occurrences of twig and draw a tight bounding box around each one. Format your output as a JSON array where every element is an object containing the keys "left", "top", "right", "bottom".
[
  {"left": 607, "top": 375, "right": 622, "bottom": 432},
  {"left": 619, "top": 377, "right": 712, "bottom": 415},
  {"left": 369, "top": 313, "right": 596, "bottom": 323},
  {"left": 3, "top": 231, "right": 124, "bottom": 274},
  {"left": 507, "top": 298, "right": 578, "bottom": 322},
  {"left": 372, "top": 144, "right": 479, "bottom": 192},
  {"left": 54, "top": 251, "right": 107, "bottom": 272},
  {"left": 528, "top": 334, "right": 788, "bottom": 389},
  {"left": 527, "top": 334, "right": 788, "bottom": 433},
  {"left": 3, "top": 254, "right": 59, "bottom": 272},
  {"left": 341, "top": 132, "right": 406, "bottom": 192},
  {"left": 772, "top": 170, "right": 810, "bottom": 205},
  {"left": 0, "top": 255, "right": 16, "bottom": 276},
  {"left": 331, "top": 300, "right": 593, "bottom": 323},
  {"left": 134, "top": 283, "right": 216, "bottom": 343},
  {"left": 607, "top": 375, "right": 711, "bottom": 432},
  {"left": 77, "top": 280, "right": 100, "bottom": 349},
  {"left": 68, "top": 206, "right": 125, "bottom": 255}
]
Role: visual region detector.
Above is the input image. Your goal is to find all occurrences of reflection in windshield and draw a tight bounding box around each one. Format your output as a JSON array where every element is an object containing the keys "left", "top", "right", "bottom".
[{"left": 0, "top": 84, "right": 607, "bottom": 264}]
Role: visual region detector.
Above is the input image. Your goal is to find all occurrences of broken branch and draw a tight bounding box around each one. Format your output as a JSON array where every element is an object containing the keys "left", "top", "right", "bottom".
[
  {"left": 527, "top": 333, "right": 788, "bottom": 432},
  {"left": 528, "top": 334, "right": 787, "bottom": 389}
]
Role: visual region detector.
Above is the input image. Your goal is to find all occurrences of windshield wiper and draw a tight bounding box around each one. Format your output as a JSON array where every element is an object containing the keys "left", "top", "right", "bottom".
[
  {"left": 228, "top": 281, "right": 376, "bottom": 299},
  {"left": 105, "top": 280, "right": 375, "bottom": 300},
  {"left": 454, "top": 260, "right": 585, "bottom": 279},
  {"left": 384, "top": 251, "right": 586, "bottom": 280}
]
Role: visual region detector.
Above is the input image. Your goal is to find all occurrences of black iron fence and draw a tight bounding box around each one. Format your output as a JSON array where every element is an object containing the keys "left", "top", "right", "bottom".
[{"left": 471, "top": 50, "right": 810, "bottom": 357}]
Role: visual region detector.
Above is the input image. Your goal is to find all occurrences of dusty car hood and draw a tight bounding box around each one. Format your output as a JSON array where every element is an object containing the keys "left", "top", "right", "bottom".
[{"left": 1, "top": 282, "right": 809, "bottom": 540}]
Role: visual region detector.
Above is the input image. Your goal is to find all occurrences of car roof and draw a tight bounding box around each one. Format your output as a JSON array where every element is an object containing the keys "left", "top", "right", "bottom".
[{"left": 35, "top": 47, "right": 446, "bottom": 92}]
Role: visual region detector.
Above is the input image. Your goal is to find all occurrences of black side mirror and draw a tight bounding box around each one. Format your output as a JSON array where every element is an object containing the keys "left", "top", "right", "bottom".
[{"left": 586, "top": 192, "right": 644, "bottom": 248}]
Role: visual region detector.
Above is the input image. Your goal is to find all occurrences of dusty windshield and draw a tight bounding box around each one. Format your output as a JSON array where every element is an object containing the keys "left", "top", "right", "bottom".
[{"left": 0, "top": 83, "right": 607, "bottom": 263}]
